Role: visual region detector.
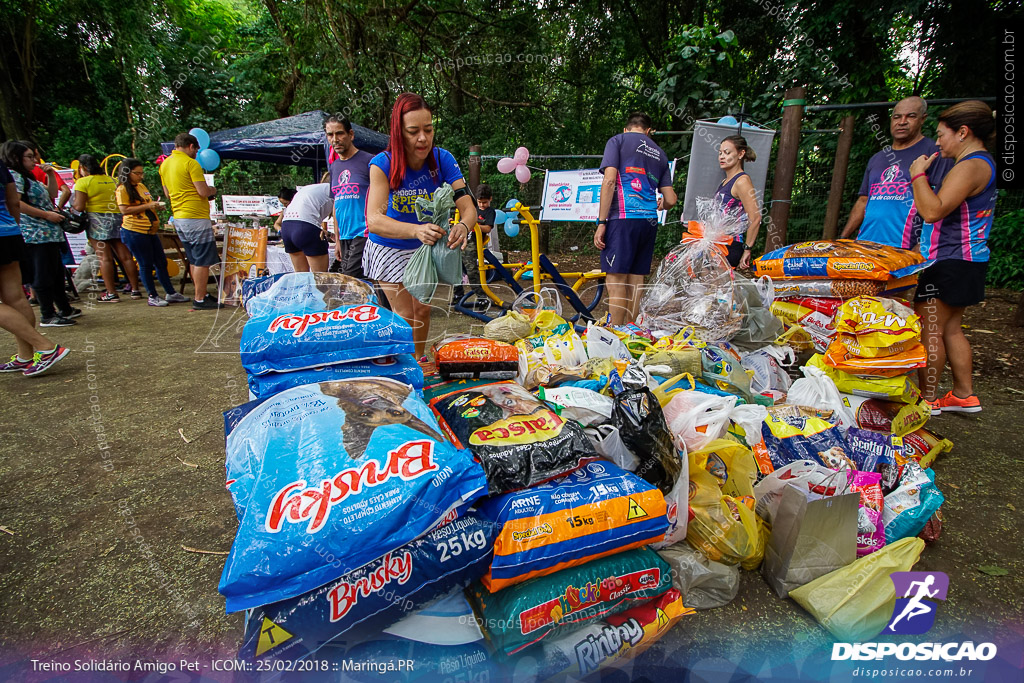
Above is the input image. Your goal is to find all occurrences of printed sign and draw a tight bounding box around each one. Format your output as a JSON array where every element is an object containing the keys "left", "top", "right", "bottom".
[
  {"left": 221, "top": 195, "right": 284, "bottom": 217},
  {"left": 220, "top": 225, "right": 268, "bottom": 303},
  {"left": 539, "top": 163, "right": 675, "bottom": 224}
]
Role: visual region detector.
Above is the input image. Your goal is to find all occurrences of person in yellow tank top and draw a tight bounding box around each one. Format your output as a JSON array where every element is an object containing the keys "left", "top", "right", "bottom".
[
  {"left": 115, "top": 159, "right": 188, "bottom": 307},
  {"left": 72, "top": 154, "right": 140, "bottom": 302}
]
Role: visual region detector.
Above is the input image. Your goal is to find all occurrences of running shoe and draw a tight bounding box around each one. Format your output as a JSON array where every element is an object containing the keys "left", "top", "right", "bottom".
[
  {"left": 98, "top": 292, "right": 120, "bottom": 303},
  {"left": 931, "top": 391, "right": 982, "bottom": 414},
  {"left": 40, "top": 316, "right": 76, "bottom": 327},
  {"left": 0, "top": 355, "right": 32, "bottom": 373},
  {"left": 61, "top": 308, "right": 83, "bottom": 319},
  {"left": 129, "top": 289, "right": 144, "bottom": 300},
  {"left": 148, "top": 295, "right": 169, "bottom": 307},
  {"left": 23, "top": 346, "right": 70, "bottom": 377},
  {"left": 925, "top": 398, "right": 942, "bottom": 417},
  {"left": 165, "top": 292, "right": 188, "bottom": 303},
  {"left": 191, "top": 297, "right": 224, "bottom": 310}
]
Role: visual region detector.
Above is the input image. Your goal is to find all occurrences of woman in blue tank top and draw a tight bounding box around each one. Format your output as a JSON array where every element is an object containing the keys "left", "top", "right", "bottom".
[
  {"left": 714, "top": 135, "right": 762, "bottom": 269},
  {"left": 909, "top": 100, "right": 997, "bottom": 416}
]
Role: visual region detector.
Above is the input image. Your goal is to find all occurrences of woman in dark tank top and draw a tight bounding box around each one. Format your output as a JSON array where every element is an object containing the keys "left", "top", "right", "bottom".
[{"left": 714, "top": 135, "right": 761, "bottom": 268}]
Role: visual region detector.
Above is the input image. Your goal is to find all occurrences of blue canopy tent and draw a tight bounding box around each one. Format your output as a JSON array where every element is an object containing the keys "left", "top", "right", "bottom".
[{"left": 160, "top": 110, "right": 388, "bottom": 178}]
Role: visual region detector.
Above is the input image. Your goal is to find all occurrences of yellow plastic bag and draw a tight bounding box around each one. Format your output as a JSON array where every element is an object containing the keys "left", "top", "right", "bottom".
[
  {"left": 690, "top": 439, "right": 758, "bottom": 499},
  {"left": 789, "top": 537, "right": 925, "bottom": 642},
  {"left": 686, "top": 463, "right": 762, "bottom": 566},
  {"left": 652, "top": 373, "right": 697, "bottom": 407},
  {"left": 834, "top": 296, "right": 921, "bottom": 347},
  {"left": 807, "top": 354, "right": 922, "bottom": 404}
]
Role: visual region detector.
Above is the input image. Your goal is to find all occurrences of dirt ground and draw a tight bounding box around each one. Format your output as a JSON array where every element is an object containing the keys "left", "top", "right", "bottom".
[{"left": 0, "top": 273, "right": 1022, "bottom": 681}]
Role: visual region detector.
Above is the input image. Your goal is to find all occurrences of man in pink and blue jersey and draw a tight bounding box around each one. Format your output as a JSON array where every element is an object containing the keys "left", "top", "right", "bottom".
[
  {"left": 325, "top": 116, "right": 373, "bottom": 277},
  {"left": 841, "top": 97, "right": 951, "bottom": 249},
  {"left": 595, "top": 111, "right": 677, "bottom": 325}
]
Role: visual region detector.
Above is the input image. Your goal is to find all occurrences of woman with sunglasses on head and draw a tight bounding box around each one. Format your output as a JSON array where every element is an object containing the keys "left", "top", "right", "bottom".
[{"left": 115, "top": 159, "right": 188, "bottom": 307}]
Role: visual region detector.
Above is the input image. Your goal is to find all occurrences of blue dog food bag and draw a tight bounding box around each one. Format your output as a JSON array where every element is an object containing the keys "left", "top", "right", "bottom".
[
  {"left": 247, "top": 354, "right": 424, "bottom": 399},
  {"left": 239, "top": 512, "right": 496, "bottom": 662},
  {"left": 240, "top": 272, "right": 414, "bottom": 375},
  {"left": 479, "top": 461, "right": 668, "bottom": 592},
  {"left": 219, "top": 377, "right": 489, "bottom": 612}
]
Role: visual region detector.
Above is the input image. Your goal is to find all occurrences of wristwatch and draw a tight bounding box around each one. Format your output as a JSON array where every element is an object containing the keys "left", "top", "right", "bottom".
[
  {"left": 596, "top": 219, "right": 608, "bottom": 226},
  {"left": 742, "top": 243, "right": 752, "bottom": 251}
]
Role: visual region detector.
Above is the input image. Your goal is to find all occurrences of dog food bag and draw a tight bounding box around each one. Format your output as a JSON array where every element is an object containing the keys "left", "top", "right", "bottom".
[
  {"left": 237, "top": 512, "right": 496, "bottom": 662},
  {"left": 833, "top": 296, "right": 921, "bottom": 347},
  {"left": 241, "top": 273, "right": 413, "bottom": 375},
  {"left": 531, "top": 589, "right": 693, "bottom": 681},
  {"left": 900, "top": 427, "right": 954, "bottom": 468},
  {"left": 883, "top": 462, "right": 944, "bottom": 542},
  {"left": 468, "top": 547, "right": 673, "bottom": 655},
  {"left": 823, "top": 340, "right": 927, "bottom": 377},
  {"left": 429, "top": 380, "right": 599, "bottom": 494},
  {"left": 434, "top": 337, "right": 520, "bottom": 380},
  {"left": 754, "top": 240, "right": 927, "bottom": 281},
  {"left": 806, "top": 355, "right": 922, "bottom": 403},
  {"left": 761, "top": 414, "right": 857, "bottom": 471},
  {"left": 247, "top": 354, "right": 424, "bottom": 399},
  {"left": 770, "top": 297, "right": 842, "bottom": 335},
  {"left": 479, "top": 461, "right": 668, "bottom": 592},
  {"left": 849, "top": 471, "right": 886, "bottom": 557},
  {"left": 840, "top": 394, "right": 930, "bottom": 436},
  {"left": 219, "top": 378, "right": 488, "bottom": 612}
]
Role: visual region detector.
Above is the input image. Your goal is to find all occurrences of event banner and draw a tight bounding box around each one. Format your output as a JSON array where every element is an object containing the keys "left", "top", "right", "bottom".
[
  {"left": 219, "top": 225, "right": 268, "bottom": 303},
  {"left": 540, "top": 164, "right": 675, "bottom": 224},
  {"left": 221, "top": 195, "right": 283, "bottom": 217}
]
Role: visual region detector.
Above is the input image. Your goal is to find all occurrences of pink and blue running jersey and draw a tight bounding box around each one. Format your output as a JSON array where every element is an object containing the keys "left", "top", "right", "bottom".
[
  {"left": 919, "top": 151, "right": 996, "bottom": 263},
  {"left": 599, "top": 132, "right": 672, "bottom": 220}
]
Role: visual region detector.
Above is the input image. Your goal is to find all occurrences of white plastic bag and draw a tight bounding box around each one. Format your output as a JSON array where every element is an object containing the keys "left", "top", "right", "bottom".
[
  {"left": 752, "top": 459, "right": 852, "bottom": 523},
  {"left": 741, "top": 345, "right": 796, "bottom": 397},
  {"left": 584, "top": 322, "right": 632, "bottom": 361},
  {"left": 786, "top": 365, "right": 856, "bottom": 433},
  {"left": 663, "top": 390, "right": 737, "bottom": 452},
  {"left": 729, "top": 402, "right": 770, "bottom": 451},
  {"left": 538, "top": 386, "right": 614, "bottom": 426}
]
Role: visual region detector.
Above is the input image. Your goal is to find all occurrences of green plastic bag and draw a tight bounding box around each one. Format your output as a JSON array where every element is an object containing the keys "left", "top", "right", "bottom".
[
  {"left": 403, "top": 184, "right": 463, "bottom": 303},
  {"left": 789, "top": 536, "right": 925, "bottom": 642}
]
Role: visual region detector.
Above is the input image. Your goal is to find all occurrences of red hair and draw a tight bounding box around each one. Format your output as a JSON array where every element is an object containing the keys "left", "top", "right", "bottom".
[{"left": 387, "top": 92, "right": 437, "bottom": 191}]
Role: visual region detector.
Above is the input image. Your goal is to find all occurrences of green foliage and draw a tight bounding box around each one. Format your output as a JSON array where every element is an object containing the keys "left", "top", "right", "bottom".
[{"left": 987, "top": 206, "right": 1024, "bottom": 291}]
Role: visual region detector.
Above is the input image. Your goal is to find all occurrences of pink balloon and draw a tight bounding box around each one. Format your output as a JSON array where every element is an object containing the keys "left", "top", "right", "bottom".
[
  {"left": 497, "top": 157, "right": 517, "bottom": 173},
  {"left": 515, "top": 165, "right": 532, "bottom": 183},
  {"left": 513, "top": 146, "right": 530, "bottom": 164}
]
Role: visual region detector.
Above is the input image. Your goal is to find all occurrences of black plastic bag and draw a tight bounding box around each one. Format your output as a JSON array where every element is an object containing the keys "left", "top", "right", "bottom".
[{"left": 611, "top": 387, "right": 682, "bottom": 494}]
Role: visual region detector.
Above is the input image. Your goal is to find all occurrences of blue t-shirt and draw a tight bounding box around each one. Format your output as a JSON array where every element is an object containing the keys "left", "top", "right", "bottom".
[
  {"left": 0, "top": 163, "right": 20, "bottom": 237},
  {"left": 858, "top": 136, "right": 951, "bottom": 249},
  {"left": 329, "top": 149, "right": 373, "bottom": 240},
  {"left": 599, "top": 132, "right": 672, "bottom": 220},
  {"left": 368, "top": 148, "right": 464, "bottom": 249}
]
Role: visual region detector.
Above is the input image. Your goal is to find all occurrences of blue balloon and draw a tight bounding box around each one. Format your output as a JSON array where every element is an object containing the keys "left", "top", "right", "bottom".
[
  {"left": 504, "top": 218, "right": 519, "bottom": 238},
  {"left": 197, "top": 148, "right": 221, "bottom": 171},
  {"left": 505, "top": 198, "right": 519, "bottom": 210},
  {"left": 190, "top": 127, "right": 211, "bottom": 149},
  {"left": 717, "top": 116, "right": 738, "bottom": 126},
  {"left": 493, "top": 209, "right": 507, "bottom": 226}
]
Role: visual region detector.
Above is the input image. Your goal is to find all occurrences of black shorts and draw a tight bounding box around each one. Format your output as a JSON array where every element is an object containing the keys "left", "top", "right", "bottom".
[
  {"left": 0, "top": 233, "right": 24, "bottom": 266},
  {"left": 915, "top": 259, "right": 988, "bottom": 308},
  {"left": 281, "top": 220, "right": 329, "bottom": 257},
  {"left": 726, "top": 240, "right": 744, "bottom": 268},
  {"left": 600, "top": 218, "right": 658, "bottom": 275}
]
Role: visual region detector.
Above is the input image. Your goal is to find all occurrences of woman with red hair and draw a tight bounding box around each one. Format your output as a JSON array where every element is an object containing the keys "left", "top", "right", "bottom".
[{"left": 364, "top": 92, "right": 477, "bottom": 360}]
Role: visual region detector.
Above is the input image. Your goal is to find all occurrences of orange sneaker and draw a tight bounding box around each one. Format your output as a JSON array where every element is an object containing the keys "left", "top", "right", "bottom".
[{"left": 932, "top": 391, "right": 982, "bottom": 414}]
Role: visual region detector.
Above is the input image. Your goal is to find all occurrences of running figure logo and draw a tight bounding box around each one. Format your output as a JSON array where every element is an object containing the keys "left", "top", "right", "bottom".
[
  {"left": 883, "top": 571, "right": 949, "bottom": 635},
  {"left": 880, "top": 164, "right": 900, "bottom": 183},
  {"left": 339, "top": 169, "right": 351, "bottom": 185}
]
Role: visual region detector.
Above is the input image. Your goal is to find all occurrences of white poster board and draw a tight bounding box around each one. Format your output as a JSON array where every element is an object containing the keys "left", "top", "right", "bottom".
[
  {"left": 540, "top": 163, "right": 675, "bottom": 224},
  {"left": 221, "top": 195, "right": 284, "bottom": 217}
]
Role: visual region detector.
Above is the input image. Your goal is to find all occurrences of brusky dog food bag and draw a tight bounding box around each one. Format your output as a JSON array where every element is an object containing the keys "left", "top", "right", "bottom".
[
  {"left": 468, "top": 547, "right": 673, "bottom": 655},
  {"left": 219, "top": 378, "right": 488, "bottom": 612},
  {"left": 429, "top": 380, "right": 598, "bottom": 494},
  {"left": 247, "top": 354, "right": 424, "bottom": 399},
  {"left": 479, "top": 461, "right": 668, "bottom": 592},
  {"left": 238, "top": 512, "right": 496, "bottom": 662}
]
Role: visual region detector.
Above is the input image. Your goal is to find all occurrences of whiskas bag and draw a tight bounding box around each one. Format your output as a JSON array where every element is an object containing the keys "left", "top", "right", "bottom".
[
  {"left": 883, "top": 462, "right": 944, "bottom": 542},
  {"left": 219, "top": 378, "right": 488, "bottom": 612},
  {"left": 479, "top": 461, "right": 668, "bottom": 592},
  {"left": 849, "top": 471, "right": 886, "bottom": 557},
  {"left": 238, "top": 512, "right": 496, "bottom": 662},
  {"left": 247, "top": 355, "right": 424, "bottom": 399},
  {"left": 429, "top": 381, "right": 598, "bottom": 494},
  {"left": 468, "top": 547, "right": 672, "bottom": 655},
  {"left": 241, "top": 272, "right": 413, "bottom": 375}
]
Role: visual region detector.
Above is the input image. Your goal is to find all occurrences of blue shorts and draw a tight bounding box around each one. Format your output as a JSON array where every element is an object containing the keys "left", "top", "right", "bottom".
[
  {"left": 181, "top": 237, "right": 219, "bottom": 268},
  {"left": 281, "top": 220, "right": 329, "bottom": 257},
  {"left": 600, "top": 217, "right": 658, "bottom": 275}
]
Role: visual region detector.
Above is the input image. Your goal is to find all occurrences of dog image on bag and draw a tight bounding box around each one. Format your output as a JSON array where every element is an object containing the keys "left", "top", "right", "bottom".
[{"left": 319, "top": 379, "right": 443, "bottom": 456}]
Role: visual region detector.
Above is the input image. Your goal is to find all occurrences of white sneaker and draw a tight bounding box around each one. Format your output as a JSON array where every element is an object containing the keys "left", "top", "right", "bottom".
[
  {"left": 148, "top": 295, "right": 169, "bottom": 307},
  {"left": 165, "top": 292, "right": 188, "bottom": 303}
]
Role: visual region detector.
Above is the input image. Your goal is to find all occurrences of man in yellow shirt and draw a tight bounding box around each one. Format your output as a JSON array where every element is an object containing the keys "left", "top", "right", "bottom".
[{"left": 159, "top": 132, "right": 221, "bottom": 310}]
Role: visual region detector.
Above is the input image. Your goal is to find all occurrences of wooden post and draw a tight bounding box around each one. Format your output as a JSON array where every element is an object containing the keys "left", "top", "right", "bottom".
[
  {"left": 766, "top": 86, "right": 806, "bottom": 252},
  {"left": 823, "top": 114, "right": 856, "bottom": 239},
  {"left": 468, "top": 144, "right": 481, "bottom": 194}
]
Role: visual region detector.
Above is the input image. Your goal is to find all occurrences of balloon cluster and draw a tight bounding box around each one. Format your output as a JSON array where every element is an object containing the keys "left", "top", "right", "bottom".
[
  {"left": 497, "top": 147, "right": 532, "bottom": 183},
  {"left": 190, "top": 127, "right": 221, "bottom": 171}
]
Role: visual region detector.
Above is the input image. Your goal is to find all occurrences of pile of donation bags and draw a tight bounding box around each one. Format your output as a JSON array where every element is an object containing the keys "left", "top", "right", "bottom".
[{"left": 219, "top": 242, "right": 953, "bottom": 678}]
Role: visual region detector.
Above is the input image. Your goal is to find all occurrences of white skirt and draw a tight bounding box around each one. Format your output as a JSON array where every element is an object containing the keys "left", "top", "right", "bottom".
[{"left": 363, "top": 238, "right": 417, "bottom": 283}]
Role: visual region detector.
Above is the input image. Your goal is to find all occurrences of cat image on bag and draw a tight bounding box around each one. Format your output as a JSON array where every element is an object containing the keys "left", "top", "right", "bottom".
[{"left": 319, "top": 378, "right": 442, "bottom": 457}]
